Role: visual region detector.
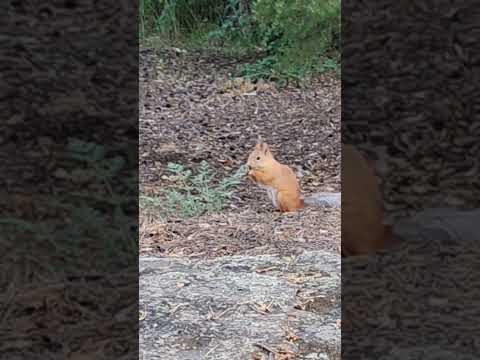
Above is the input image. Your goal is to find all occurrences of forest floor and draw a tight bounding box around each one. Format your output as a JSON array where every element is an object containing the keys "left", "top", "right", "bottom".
[
  {"left": 139, "top": 46, "right": 341, "bottom": 360},
  {"left": 139, "top": 46, "right": 341, "bottom": 257}
]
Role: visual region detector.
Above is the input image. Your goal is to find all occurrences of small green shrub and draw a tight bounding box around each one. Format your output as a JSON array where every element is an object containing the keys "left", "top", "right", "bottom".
[
  {"left": 317, "top": 57, "right": 340, "bottom": 74},
  {"left": 141, "top": 161, "right": 248, "bottom": 219}
]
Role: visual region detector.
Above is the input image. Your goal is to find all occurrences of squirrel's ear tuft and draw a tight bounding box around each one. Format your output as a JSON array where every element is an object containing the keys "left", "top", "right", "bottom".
[{"left": 262, "top": 143, "right": 270, "bottom": 155}]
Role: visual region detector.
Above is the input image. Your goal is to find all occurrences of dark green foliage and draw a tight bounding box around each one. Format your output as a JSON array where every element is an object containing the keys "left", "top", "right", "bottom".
[{"left": 139, "top": 0, "right": 340, "bottom": 82}]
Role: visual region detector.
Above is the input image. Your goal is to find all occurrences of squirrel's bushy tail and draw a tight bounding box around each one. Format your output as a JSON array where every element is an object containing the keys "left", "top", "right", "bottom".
[{"left": 303, "top": 193, "right": 341, "bottom": 208}]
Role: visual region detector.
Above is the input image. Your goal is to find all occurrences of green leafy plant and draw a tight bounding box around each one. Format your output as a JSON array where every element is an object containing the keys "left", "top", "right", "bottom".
[
  {"left": 208, "top": 0, "right": 256, "bottom": 45},
  {"left": 253, "top": 0, "right": 340, "bottom": 49},
  {"left": 241, "top": 0, "right": 340, "bottom": 83},
  {"left": 141, "top": 161, "right": 248, "bottom": 219},
  {"left": 317, "top": 57, "right": 340, "bottom": 74}
]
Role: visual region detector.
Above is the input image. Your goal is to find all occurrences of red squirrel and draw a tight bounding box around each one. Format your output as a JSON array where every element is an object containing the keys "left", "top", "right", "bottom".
[
  {"left": 246, "top": 139, "right": 304, "bottom": 212},
  {"left": 342, "top": 143, "right": 398, "bottom": 256},
  {"left": 246, "top": 139, "right": 396, "bottom": 255}
]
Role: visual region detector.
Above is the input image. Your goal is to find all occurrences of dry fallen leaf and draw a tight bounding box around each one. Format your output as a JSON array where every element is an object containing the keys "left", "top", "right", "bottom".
[{"left": 286, "top": 331, "right": 300, "bottom": 343}]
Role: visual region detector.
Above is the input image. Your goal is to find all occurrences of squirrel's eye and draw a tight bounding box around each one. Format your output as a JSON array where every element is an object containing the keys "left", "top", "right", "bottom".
[{"left": 256, "top": 156, "right": 261, "bottom": 160}]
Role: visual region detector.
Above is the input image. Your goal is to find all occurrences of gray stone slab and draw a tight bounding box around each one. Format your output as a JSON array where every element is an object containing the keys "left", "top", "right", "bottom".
[{"left": 140, "top": 251, "right": 340, "bottom": 360}]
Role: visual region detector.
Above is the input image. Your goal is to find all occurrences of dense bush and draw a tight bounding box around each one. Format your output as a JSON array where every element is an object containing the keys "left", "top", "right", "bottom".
[
  {"left": 246, "top": 0, "right": 340, "bottom": 82},
  {"left": 139, "top": 0, "right": 340, "bottom": 82},
  {"left": 254, "top": 0, "right": 340, "bottom": 47}
]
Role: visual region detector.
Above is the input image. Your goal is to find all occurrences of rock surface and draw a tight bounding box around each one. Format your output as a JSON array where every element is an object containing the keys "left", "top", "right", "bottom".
[{"left": 140, "top": 251, "right": 340, "bottom": 360}]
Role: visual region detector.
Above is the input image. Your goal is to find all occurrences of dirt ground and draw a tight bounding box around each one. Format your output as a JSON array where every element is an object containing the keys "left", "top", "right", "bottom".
[{"left": 139, "top": 46, "right": 341, "bottom": 257}]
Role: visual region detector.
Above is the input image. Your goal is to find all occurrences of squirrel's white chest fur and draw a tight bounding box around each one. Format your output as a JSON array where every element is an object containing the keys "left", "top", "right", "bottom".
[{"left": 259, "top": 184, "right": 279, "bottom": 208}]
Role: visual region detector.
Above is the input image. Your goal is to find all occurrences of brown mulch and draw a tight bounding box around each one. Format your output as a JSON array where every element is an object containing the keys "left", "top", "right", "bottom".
[
  {"left": 139, "top": 46, "right": 341, "bottom": 258},
  {"left": 140, "top": 207, "right": 341, "bottom": 258},
  {"left": 341, "top": 1, "right": 480, "bottom": 223},
  {"left": 340, "top": 2, "right": 480, "bottom": 358},
  {"left": 140, "top": 47, "right": 340, "bottom": 193},
  {"left": 2, "top": 2, "right": 138, "bottom": 357}
]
